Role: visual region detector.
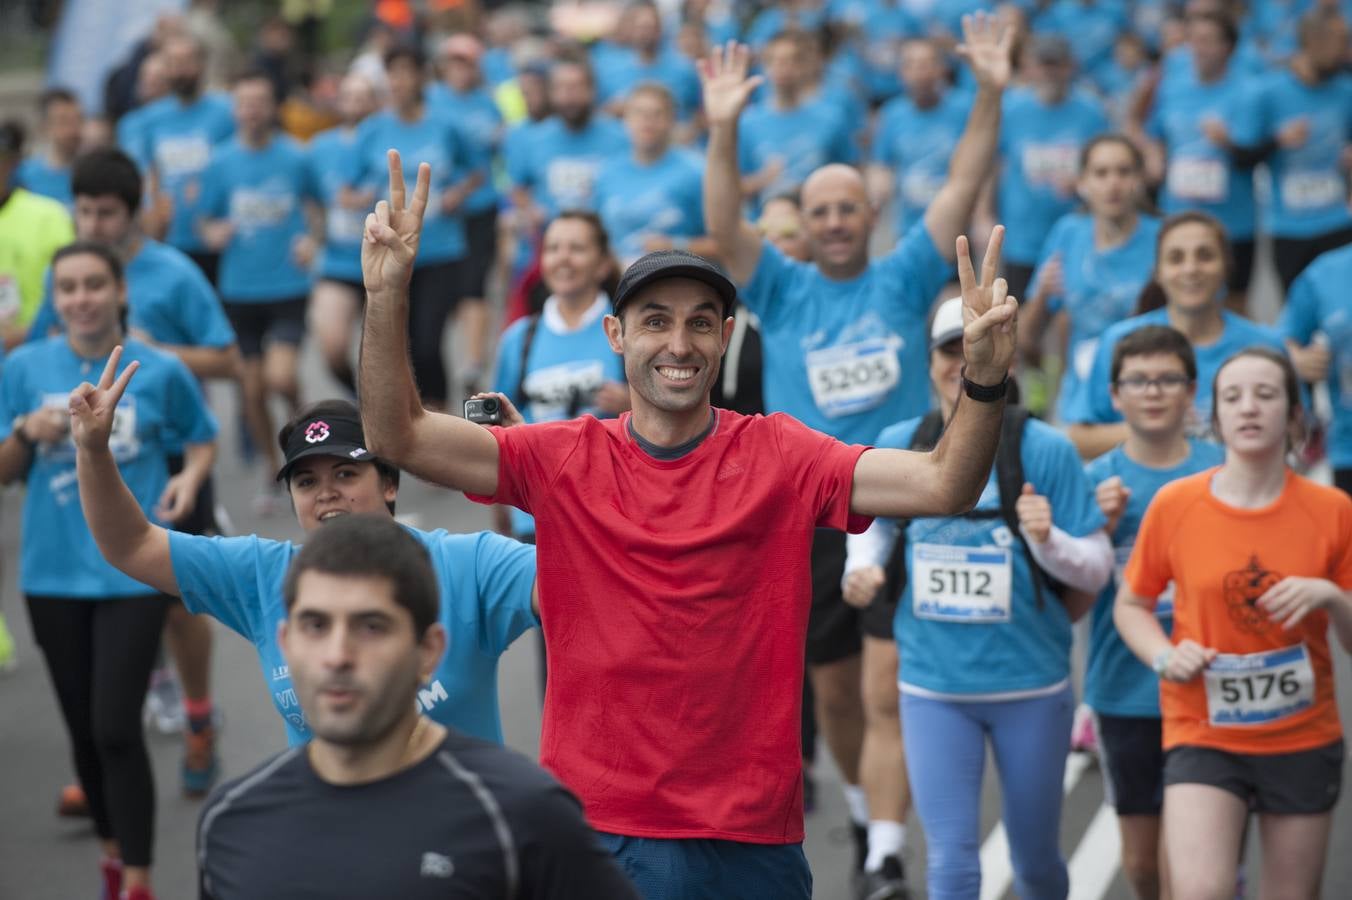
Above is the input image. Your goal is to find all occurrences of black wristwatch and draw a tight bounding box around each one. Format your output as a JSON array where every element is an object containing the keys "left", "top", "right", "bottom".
[{"left": 961, "top": 367, "right": 1008, "bottom": 403}]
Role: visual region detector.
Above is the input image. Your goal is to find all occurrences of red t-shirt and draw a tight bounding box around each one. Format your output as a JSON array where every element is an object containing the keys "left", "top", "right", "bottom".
[{"left": 469, "top": 409, "right": 871, "bottom": 843}]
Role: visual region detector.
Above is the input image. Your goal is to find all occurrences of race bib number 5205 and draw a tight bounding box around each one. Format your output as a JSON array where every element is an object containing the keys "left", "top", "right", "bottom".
[
  {"left": 1204, "top": 644, "right": 1315, "bottom": 727},
  {"left": 805, "top": 336, "right": 901, "bottom": 419}
]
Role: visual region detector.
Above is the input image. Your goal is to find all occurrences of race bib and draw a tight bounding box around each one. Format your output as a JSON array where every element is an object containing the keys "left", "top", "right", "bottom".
[
  {"left": 805, "top": 337, "right": 901, "bottom": 419},
  {"left": 1281, "top": 170, "right": 1344, "bottom": 211},
  {"left": 1114, "top": 544, "right": 1173, "bottom": 617},
  {"left": 1167, "top": 157, "right": 1228, "bottom": 203},
  {"left": 1204, "top": 644, "right": 1315, "bottom": 727},
  {"left": 900, "top": 169, "right": 945, "bottom": 209},
  {"left": 0, "top": 274, "right": 20, "bottom": 324},
  {"left": 230, "top": 188, "right": 294, "bottom": 231},
  {"left": 545, "top": 159, "right": 598, "bottom": 209},
  {"left": 912, "top": 543, "right": 1013, "bottom": 623},
  {"left": 1022, "top": 143, "right": 1078, "bottom": 188},
  {"left": 40, "top": 392, "right": 138, "bottom": 460},
  {"left": 522, "top": 360, "right": 605, "bottom": 422},
  {"left": 155, "top": 135, "right": 210, "bottom": 179},
  {"left": 326, "top": 204, "right": 366, "bottom": 243},
  {"left": 1072, "top": 337, "right": 1100, "bottom": 381}
]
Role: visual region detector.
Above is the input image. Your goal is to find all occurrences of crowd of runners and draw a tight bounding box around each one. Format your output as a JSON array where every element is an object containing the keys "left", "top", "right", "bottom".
[{"left": 2, "top": 0, "right": 1352, "bottom": 898}]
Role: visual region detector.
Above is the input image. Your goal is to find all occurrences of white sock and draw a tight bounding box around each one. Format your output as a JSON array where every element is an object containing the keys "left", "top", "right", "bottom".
[
  {"left": 842, "top": 783, "right": 869, "bottom": 826},
  {"left": 864, "top": 820, "right": 906, "bottom": 872}
]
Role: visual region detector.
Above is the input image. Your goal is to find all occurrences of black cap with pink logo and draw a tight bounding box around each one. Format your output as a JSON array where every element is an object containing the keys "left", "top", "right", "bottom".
[{"left": 275, "top": 408, "right": 379, "bottom": 482}]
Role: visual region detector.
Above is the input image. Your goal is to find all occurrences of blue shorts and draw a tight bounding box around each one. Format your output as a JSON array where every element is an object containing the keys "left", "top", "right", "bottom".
[{"left": 595, "top": 833, "right": 811, "bottom": 900}]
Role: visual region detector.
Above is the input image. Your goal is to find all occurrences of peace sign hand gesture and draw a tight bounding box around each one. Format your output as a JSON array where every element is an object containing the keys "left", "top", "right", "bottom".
[
  {"left": 362, "top": 150, "right": 432, "bottom": 298},
  {"left": 956, "top": 224, "right": 1018, "bottom": 386},
  {"left": 69, "top": 345, "right": 138, "bottom": 453}
]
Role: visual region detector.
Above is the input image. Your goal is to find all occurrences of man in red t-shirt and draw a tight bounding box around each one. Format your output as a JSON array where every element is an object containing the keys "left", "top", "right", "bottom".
[{"left": 357, "top": 150, "right": 1019, "bottom": 899}]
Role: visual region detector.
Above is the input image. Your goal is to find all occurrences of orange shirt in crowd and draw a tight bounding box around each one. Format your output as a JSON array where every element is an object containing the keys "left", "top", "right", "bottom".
[{"left": 1125, "top": 468, "right": 1352, "bottom": 755}]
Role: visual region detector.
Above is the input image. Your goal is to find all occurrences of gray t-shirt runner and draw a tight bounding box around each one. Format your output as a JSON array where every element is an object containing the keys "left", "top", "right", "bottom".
[{"left": 197, "top": 730, "right": 640, "bottom": 899}]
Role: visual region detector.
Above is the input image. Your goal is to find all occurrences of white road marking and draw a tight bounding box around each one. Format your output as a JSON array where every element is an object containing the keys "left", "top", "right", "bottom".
[
  {"left": 979, "top": 753, "right": 1094, "bottom": 900},
  {"left": 1067, "top": 803, "right": 1122, "bottom": 900}
]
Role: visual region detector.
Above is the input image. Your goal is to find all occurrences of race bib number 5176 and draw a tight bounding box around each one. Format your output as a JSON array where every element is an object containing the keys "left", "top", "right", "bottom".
[{"left": 1204, "top": 644, "right": 1315, "bottom": 727}]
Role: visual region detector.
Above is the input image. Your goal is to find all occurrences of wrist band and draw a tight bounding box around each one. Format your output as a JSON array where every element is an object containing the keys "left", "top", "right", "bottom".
[
  {"left": 961, "top": 367, "right": 1008, "bottom": 403},
  {"left": 1152, "top": 648, "right": 1172, "bottom": 678}
]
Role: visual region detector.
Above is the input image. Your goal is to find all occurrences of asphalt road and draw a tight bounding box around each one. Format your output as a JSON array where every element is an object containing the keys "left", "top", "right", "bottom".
[{"left": 2, "top": 300, "right": 1351, "bottom": 900}]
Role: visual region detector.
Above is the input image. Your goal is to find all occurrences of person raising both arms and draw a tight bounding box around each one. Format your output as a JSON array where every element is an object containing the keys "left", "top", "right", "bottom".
[
  {"left": 72, "top": 391, "right": 540, "bottom": 749},
  {"left": 357, "top": 147, "right": 1018, "bottom": 900},
  {"left": 1115, "top": 346, "right": 1352, "bottom": 900}
]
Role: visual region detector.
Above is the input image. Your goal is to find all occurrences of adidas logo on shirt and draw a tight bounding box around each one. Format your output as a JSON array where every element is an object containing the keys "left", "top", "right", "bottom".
[{"left": 420, "top": 852, "right": 454, "bottom": 879}]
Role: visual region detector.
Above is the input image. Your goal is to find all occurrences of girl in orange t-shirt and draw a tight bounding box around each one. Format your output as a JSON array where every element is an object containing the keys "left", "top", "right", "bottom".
[{"left": 1116, "top": 346, "right": 1352, "bottom": 900}]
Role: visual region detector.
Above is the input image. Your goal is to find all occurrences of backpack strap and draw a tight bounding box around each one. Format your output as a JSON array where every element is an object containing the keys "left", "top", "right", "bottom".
[
  {"left": 514, "top": 314, "right": 541, "bottom": 411},
  {"left": 993, "top": 407, "right": 1057, "bottom": 609},
  {"left": 878, "top": 410, "right": 948, "bottom": 604}
]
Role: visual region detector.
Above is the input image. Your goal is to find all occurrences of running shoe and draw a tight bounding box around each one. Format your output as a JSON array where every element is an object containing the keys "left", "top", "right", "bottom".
[
  {"left": 56, "top": 782, "right": 90, "bottom": 818},
  {"left": 1070, "top": 703, "right": 1098, "bottom": 754},
  {"left": 143, "top": 666, "right": 185, "bottom": 735},
  {"left": 854, "top": 855, "right": 910, "bottom": 900},
  {"left": 0, "top": 612, "right": 16, "bottom": 673},
  {"left": 182, "top": 725, "right": 220, "bottom": 797},
  {"left": 99, "top": 857, "right": 122, "bottom": 900},
  {"left": 851, "top": 821, "right": 869, "bottom": 872}
]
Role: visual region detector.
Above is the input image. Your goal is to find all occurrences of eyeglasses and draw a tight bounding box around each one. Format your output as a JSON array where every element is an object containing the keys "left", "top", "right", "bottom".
[{"left": 1113, "top": 374, "right": 1193, "bottom": 394}]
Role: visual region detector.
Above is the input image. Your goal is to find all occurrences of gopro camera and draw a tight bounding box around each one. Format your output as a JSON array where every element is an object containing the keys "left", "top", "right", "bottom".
[{"left": 464, "top": 396, "right": 502, "bottom": 425}]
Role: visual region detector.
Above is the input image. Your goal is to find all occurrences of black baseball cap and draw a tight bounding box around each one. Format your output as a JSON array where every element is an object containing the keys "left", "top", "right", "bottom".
[
  {"left": 611, "top": 250, "right": 738, "bottom": 318},
  {"left": 276, "top": 408, "right": 380, "bottom": 482}
]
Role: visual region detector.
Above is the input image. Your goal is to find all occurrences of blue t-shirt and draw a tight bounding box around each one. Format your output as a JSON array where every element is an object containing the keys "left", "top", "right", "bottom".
[
  {"left": 491, "top": 297, "right": 626, "bottom": 536},
  {"left": 872, "top": 89, "right": 972, "bottom": 234},
  {"left": 997, "top": 87, "right": 1110, "bottom": 264},
  {"left": 198, "top": 135, "right": 319, "bottom": 302},
  {"left": 0, "top": 337, "right": 217, "bottom": 597},
  {"left": 595, "top": 149, "right": 704, "bottom": 265},
  {"left": 740, "top": 224, "right": 948, "bottom": 444},
  {"left": 125, "top": 93, "right": 235, "bottom": 253},
  {"left": 307, "top": 125, "right": 368, "bottom": 283},
  {"left": 1032, "top": 213, "right": 1161, "bottom": 420},
  {"left": 877, "top": 416, "right": 1106, "bottom": 696},
  {"left": 1280, "top": 243, "right": 1352, "bottom": 468},
  {"left": 169, "top": 526, "right": 538, "bottom": 746},
  {"left": 1083, "top": 439, "right": 1225, "bottom": 716},
  {"left": 849, "top": 3, "right": 921, "bottom": 101},
  {"left": 26, "top": 239, "right": 236, "bottom": 350},
  {"left": 15, "top": 156, "right": 72, "bottom": 208},
  {"left": 1033, "top": 0, "right": 1127, "bottom": 87},
  {"left": 1147, "top": 66, "right": 1258, "bottom": 239},
  {"left": 1231, "top": 68, "right": 1352, "bottom": 238},
  {"left": 744, "top": 6, "right": 828, "bottom": 47},
  {"left": 595, "top": 48, "right": 702, "bottom": 120},
  {"left": 349, "top": 108, "right": 473, "bottom": 265},
  {"left": 425, "top": 83, "right": 503, "bottom": 213},
  {"left": 506, "top": 116, "right": 629, "bottom": 217},
  {"left": 739, "top": 99, "right": 857, "bottom": 207},
  {"left": 1069, "top": 308, "right": 1287, "bottom": 424}
]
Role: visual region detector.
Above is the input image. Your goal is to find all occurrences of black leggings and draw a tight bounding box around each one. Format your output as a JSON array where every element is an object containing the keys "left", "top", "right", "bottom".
[
  {"left": 26, "top": 594, "right": 169, "bottom": 866},
  {"left": 1273, "top": 225, "right": 1352, "bottom": 294},
  {"left": 408, "top": 260, "right": 464, "bottom": 407}
]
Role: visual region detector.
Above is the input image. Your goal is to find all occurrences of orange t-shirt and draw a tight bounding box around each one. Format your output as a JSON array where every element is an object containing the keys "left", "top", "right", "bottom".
[{"left": 1125, "top": 468, "right": 1352, "bottom": 755}]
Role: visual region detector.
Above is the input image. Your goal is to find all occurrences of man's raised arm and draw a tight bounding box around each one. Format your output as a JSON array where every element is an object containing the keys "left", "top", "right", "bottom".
[
  {"left": 924, "top": 13, "right": 1012, "bottom": 262},
  {"left": 700, "top": 42, "right": 766, "bottom": 284},
  {"left": 70, "top": 348, "right": 178, "bottom": 596},
  {"left": 358, "top": 150, "right": 500, "bottom": 496},
  {"left": 851, "top": 226, "right": 1016, "bottom": 518}
]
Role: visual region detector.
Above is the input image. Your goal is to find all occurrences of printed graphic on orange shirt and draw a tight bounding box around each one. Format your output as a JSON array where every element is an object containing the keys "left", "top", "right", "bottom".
[{"left": 1223, "top": 555, "right": 1283, "bottom": 635}]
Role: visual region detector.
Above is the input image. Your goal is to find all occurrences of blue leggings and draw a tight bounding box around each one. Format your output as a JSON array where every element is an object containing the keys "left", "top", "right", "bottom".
[{"left": 901, "top": 685, "right": 1074, "bottom": 900}]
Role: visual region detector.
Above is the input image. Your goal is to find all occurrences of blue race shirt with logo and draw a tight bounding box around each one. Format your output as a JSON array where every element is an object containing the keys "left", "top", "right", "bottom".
[
  {"left": 506, "top": 116, "right": 628, "bottom": 217},
  {"left": 1083, "top": 439, "right": 1225, "bottom": 716},
  {"left": 997, "top": 87, "right": 1110, "bottom": 265},
  {"left": 1280, "top": 243, "right": 1352, "bottom": 468},
  {"left": 492, "top": 296, "right": 627, "bottom": 537},
  {"left": 876, "top": 416, "right": 1106, "bottom": 696},
  {"left": 1067, "top": 308, "right": 1287, "bottom": 424},
  {"left": 872, "top": 89, "right": 972, "bottom": 235},
  {"left": 1147, "top": 66, "right": 1258, "bottom": 239},
  {"left": 739, "top": 98, "right": 857, "bottom": 208},
  {"left": 26, "top": 239, "right": 235, "bottom": 350},
  {"left": 425, "top": 83, "right": 503, "bottom": 213},
  {"left": 15, "top": 157, "right": 72, "bottom": 208},
  {"left": 740, "top": 224, "right": 948, "bottom": 445},
  {"left": 168, "top": 526, "right": 538, "bottom": 746},
  {"left": 595, "top": 149, "right": 704, "bottom": 265},
  {"left": 198, "top": 135, "right": 319, "bottom": 302},
  {"left": 350, "top": 108, "right": 472, "bottom": 265},
  {"left": 0, "top": 337, "right": 217, "bottom": 597},
  {"left": 1231, "top": 68, "right": 1352, "bottom": 238},
  {"left": 307, "top": 125, "right": 368, "bottom": 284},
  {"left": 1032, "top": 213, "right": 1160, "bottom": 421},
  {"left": 125, "top": 93, "right": 235, "bottom": 253}
]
